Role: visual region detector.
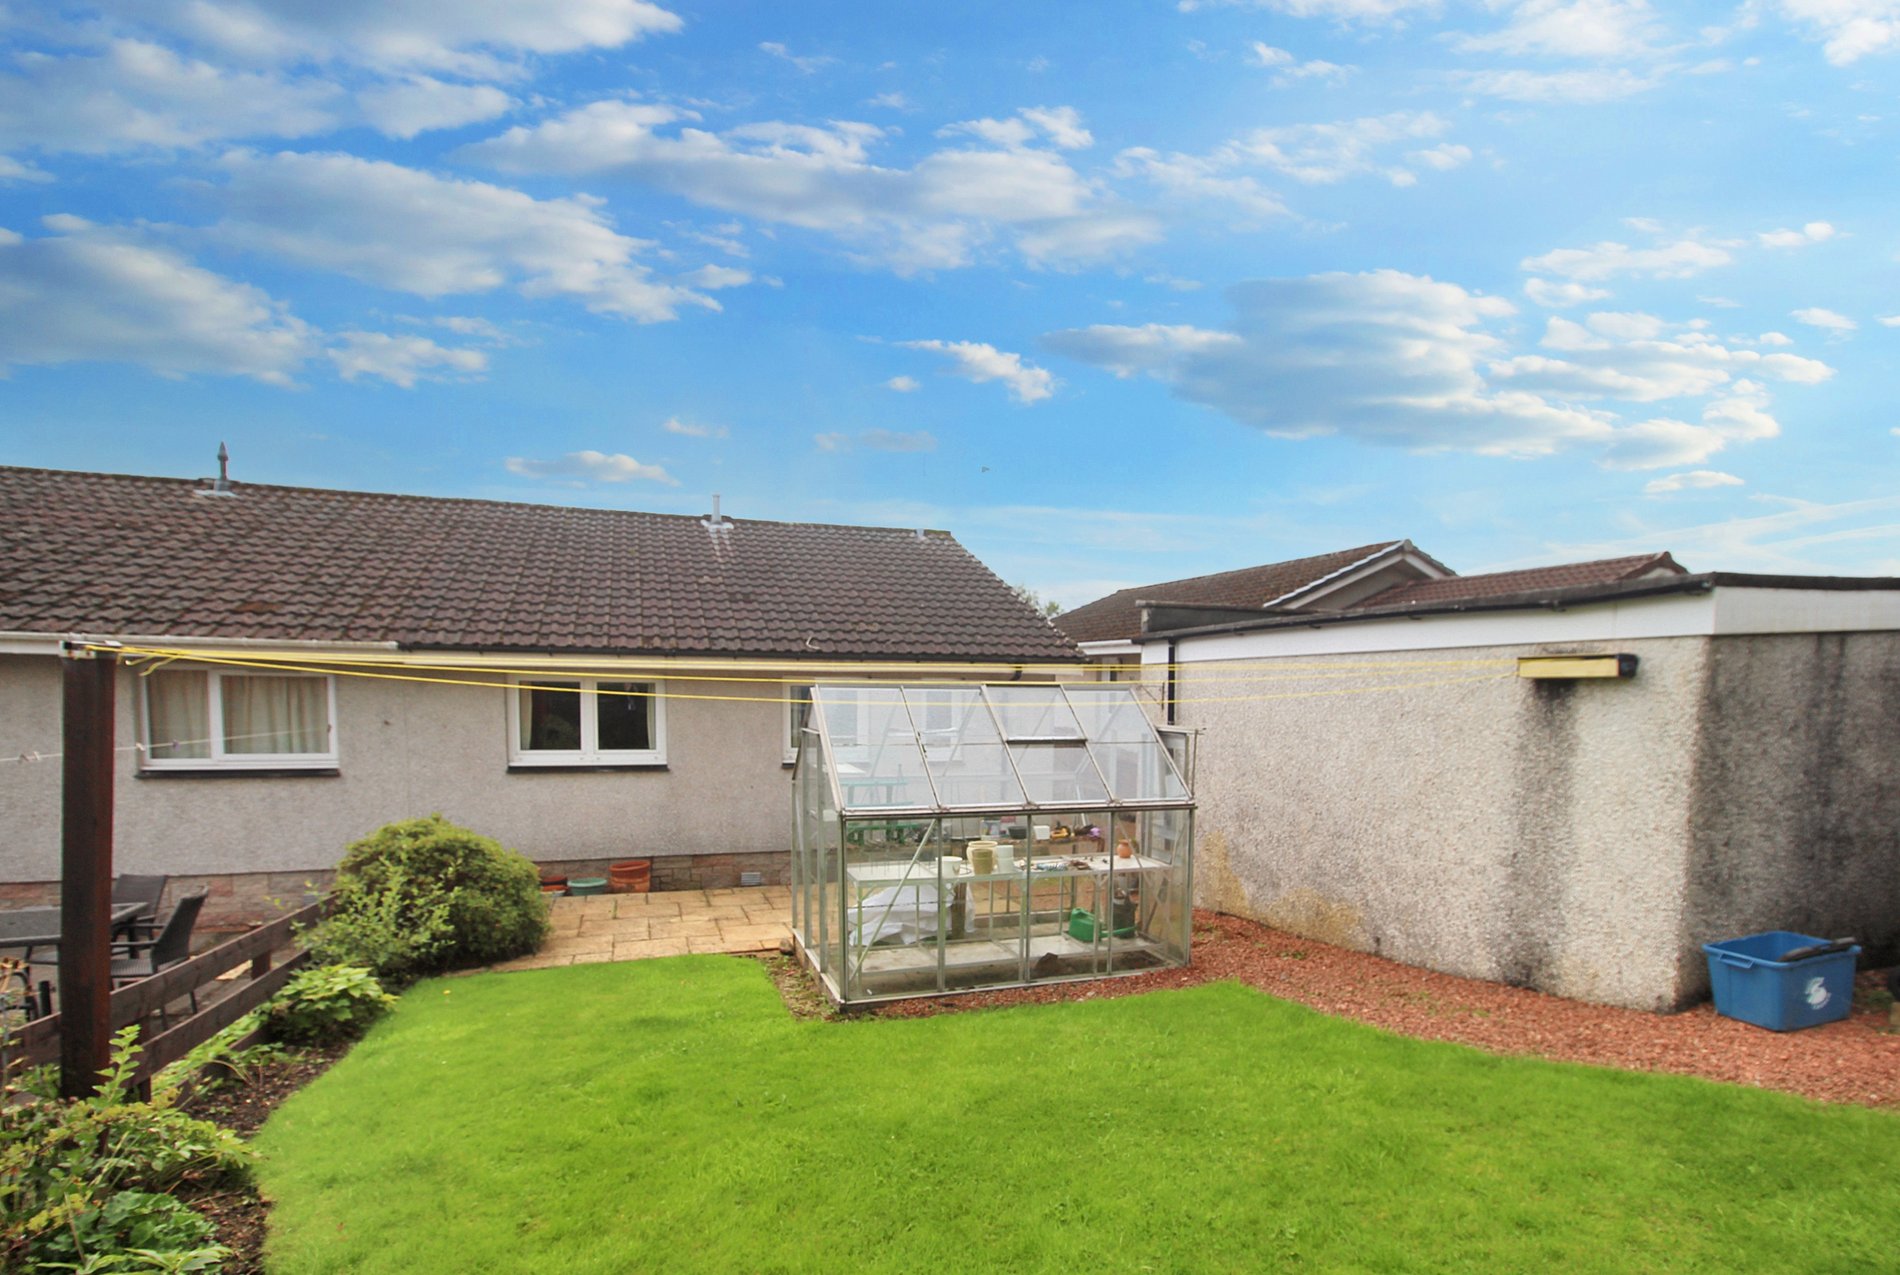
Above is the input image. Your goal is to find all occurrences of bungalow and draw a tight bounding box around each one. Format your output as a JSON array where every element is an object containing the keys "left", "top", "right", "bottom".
[
  {"left": 0, "top": 464, "right": 1080, "bottom": 929},
  {"left": 1059, "top": 549, "right": 1900, "bottom": 1012}
]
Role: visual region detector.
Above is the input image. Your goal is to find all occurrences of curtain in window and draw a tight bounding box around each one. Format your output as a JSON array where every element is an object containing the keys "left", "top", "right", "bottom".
[
  {"left": 223, "top": 676, "right": 329, "bottom": 754},
  {"left": 147, "top": 670, "right": 210, "bottom": 759}
]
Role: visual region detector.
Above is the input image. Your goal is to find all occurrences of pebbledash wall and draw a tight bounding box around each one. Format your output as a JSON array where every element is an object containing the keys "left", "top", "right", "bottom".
[
  {"left": 1154, "top": 580, "right": 1900, "bottom": 1012},
  {"left": 0, "top": 653, "right": 845, "bottom": 930}
]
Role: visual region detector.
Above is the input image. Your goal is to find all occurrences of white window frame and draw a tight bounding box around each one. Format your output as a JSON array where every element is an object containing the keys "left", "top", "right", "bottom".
[
  {"left": 507, "top": 676, "right": 667, "bottom": 767},
  {"left": 783, "top": 683, "right": 812, "bottom": 764},
  {"left": 141, "top": 669, "right": 340, "bottom": 771}
]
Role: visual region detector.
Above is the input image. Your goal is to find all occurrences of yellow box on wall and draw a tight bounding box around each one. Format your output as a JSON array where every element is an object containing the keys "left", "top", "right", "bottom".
[{"left": 1516, "top": 654, "right": 1639, "bottom": 680}]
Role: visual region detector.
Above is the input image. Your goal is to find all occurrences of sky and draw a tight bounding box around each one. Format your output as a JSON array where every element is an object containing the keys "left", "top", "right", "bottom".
[{"left": 1, "top": 1, "right": 1897, "bottom": 609}]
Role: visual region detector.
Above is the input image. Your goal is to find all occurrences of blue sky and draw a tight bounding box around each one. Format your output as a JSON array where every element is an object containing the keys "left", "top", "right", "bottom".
[{"left": 2, "top": 1, "right": 1897, "bottom": 608}]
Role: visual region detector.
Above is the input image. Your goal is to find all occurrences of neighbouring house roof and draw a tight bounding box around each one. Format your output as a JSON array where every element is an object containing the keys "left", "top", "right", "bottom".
[
  {"left": 1348, "top": 553, "right": 1687, "bottom": 611},
  {"left": 1053, "top": 542, "right": 1405, "bottom": 644},
  {"left": 0, "top": 466, "right": 1079, "bottom": 662}
]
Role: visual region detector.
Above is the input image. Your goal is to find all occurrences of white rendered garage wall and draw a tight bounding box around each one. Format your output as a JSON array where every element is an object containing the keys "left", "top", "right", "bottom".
[{"left": 1174, "top": 637, "right": 1709, "bottom": 1011}]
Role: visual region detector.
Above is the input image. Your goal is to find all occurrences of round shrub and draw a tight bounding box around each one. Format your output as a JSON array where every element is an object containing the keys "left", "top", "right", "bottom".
[{"left": 320, "top": 814, "right": 549, "bottom": 978}]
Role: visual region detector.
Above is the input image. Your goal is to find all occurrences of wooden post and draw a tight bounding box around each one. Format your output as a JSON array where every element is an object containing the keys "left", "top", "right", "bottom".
[{"left": 59, "top": 645, "right": 116, "bottom": 1100}]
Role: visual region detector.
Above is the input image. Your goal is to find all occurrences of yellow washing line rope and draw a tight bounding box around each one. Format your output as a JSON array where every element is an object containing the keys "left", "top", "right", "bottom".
[
  {"left": 83, "top": 644, "right": 1520, "bottom": 710},
  {"left": 95, "top": 642, "right": 1517, "bottom": 684}
]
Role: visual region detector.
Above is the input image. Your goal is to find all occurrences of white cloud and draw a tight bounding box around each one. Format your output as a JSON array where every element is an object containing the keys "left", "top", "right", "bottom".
[
  {"left": 813, "top": 432, "right": 848, "bottom": 451},
  {"left": 1758, "top": 220, "right": 1836, "bottom": 247},
  {"left": 504, "top": 450, "right": 678, "bottom": 485},
  {"left": 1047, "top": 271, "right": 1830, "bottom": 469},
  {"left": 662, "top": 416, "right": 727, "bottom": 438},
  {"left": 1407, "top": 143, "right": 1472, "bottom": 171},
  {"left": 1879, "top": 314, "right": 1900, "bottom": 327},
  {"left": 867, "top": 92, "right": 908, "bottom": 109},
  {"left": 1455, "top": 0, "right": 1665, "bottom": 59},
  {"left": 859, "top": 429, "right": 936, "bottom": 452},
  {"left": 0, "top": 39, "right": 343, "bottom": 154},
  {"left": 0, "top": 216, "right": 462, "bottom": 387},
  {"left": 1048, "top": 271, "right": 1614, "bottom": 456},
  {"left": 885, "top": 374, "right": 920, "bottom": 392},
  {"left": 124, "top": 0, "right": 684, "bottom": 76},
  {"left": 1791, "top": 306, "right": 1856, "bottom": 331},
  {"left": 1549, "top": 492, "right": 1900, "bottom": 575},
  {"left": 1020, "top": 106, "right": 1094, "bottom": 149},
  {"left": 1449, "top": 67, "right": 1663, "bottom": 102},
  {"left": 1778, "top": 0, "right": 1900, "bottom": 65},
  {"left": 1177, "top": 0, "right": 1438, "bottom": 20},
  {"left": 0, "top": 156, "right": 52, "bottom": 183},
  {"left": 327, "top": 330, "right": 487, "bottom": 385},
  {"left": 1037, "top": 323, "right": 1241, "bottom": 378},
  {"left": 1645, "top": 469, "right": 1746, "bottom": 495},
  {"left": 899, "top": 339, "right": 1056, "bottom": 403},
  {"left": 357, "top": 77, "right": 513, "bottom": 139},
  {"left": 1491, "top": 313, "right": 1831, "bottom": 409},
  {"left": 1245, "top": 43, "right": 1354, "bottom": 83},
  {"left": 759, "top": 41, "right": 836, "bottom": 73},
  {"left": 207, "top": 149, "right": 718, "bottom": 321},
  {"left": 1524, "top": 278, "right": 1612, "bottom": 307},
  {"left": 1521, "top": 236, "right": 1733, "bottom": 282},
  {"left": 1222, "top": 111, "right": 1451, "bottom": 184},
  {"left": 464, "top": 100, "right": 1149, "bottom": 271},
  {"left": 1112, "top": 149, "right": 1288, "bottom": 220},
  {"left": 0, "top": 217, "right": 315, "bottom": 383}
]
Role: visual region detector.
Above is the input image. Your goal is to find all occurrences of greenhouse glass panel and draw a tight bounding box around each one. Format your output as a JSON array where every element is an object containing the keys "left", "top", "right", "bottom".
[
  {"left": 812, "top": 685, "right": 936, "bottom": 812},
  {"left": 791, "top": 682, "right": 1196, "bottom": 1005},
  {"left": 904, "top": 687, "right": 1024, "bottom": 809}
]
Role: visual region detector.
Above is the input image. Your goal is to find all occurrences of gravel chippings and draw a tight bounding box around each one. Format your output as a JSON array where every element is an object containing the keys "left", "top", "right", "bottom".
[{"left": 865, "top": 911, "right": 1900, "bottom": 1109}]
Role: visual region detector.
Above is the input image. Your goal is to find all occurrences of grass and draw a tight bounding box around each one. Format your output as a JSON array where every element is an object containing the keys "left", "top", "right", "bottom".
[{"left": 255, "top": 958, "right": 1899, "bottom": 1274}]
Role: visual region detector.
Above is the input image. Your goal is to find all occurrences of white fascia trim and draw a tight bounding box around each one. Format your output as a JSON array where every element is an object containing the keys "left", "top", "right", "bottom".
[
  {"left": 1161, "top": 585, "right": 1900, "bottom": 663},
  {"left": 0, "top": 632, "right": 63, "bottom": 655},
  {"left": 1076, "top": 639, "right": 1141, "bottom": 657},
  {"left": 1259, "top": 541, "right": 1435, "bottom": 611}
]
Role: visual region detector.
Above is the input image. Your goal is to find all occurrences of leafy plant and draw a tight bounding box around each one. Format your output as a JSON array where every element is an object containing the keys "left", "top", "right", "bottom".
[
  {"left": 312, "top": 815, "right": 549, "bottom": 980},
  {"left": 264, "top": 966, "right": 396, "bottom": 1047},
  {"left": 152, "top": 1013, "right": 285, "bottom": 1105},
  {"left": 1, "top": 1028, "right": 250, "bottom": 1272},
  {"left": 303, "top": 868, "right": 454, "bottom": 984}
]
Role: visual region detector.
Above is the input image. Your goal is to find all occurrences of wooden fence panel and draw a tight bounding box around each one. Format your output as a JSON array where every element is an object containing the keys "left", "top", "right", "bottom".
[{"left": 9, "top": 897, "right": 328, "bottom": 1073}]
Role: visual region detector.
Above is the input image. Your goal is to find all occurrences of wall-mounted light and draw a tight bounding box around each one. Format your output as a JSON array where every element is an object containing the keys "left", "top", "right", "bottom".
[{"left": 1516, "top": 654, "right": 1639, "bottom": 680}]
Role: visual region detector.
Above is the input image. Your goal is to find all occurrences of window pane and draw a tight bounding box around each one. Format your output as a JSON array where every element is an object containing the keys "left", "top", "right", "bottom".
[
  {"left": 147, "top": 670, "right": 209, "bottom": 760},
  {"left": 596, "top": 681, "right": 654, "bottom": 752},
  {"left": 223, "top": 676, "right": 328, "bottom": 755},
  {"left": 520, "top": 682, "right": 582, "bottom": 751},
  {"left": 786, "top": 685, "right": 812, "bottom": 753}
]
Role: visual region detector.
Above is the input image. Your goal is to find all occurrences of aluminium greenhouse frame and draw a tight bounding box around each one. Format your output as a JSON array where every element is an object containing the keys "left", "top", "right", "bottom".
[{"left": 791, "top": 682, "right": 1196, "bottom": 1005}]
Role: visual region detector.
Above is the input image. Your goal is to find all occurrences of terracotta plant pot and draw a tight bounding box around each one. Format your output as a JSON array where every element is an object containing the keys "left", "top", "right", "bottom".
[{"left": 608, "top": 859, "right": 652, "bottom": 894}]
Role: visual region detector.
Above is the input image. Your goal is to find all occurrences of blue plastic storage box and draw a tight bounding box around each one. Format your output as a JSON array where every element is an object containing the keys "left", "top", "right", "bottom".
[{"left": 1701, "top": 931, "right": 1860, "bottom": 1031}]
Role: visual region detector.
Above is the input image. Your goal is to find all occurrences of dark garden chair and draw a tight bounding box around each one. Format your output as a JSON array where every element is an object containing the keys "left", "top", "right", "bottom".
[
  {"left": 110, "top": 889, "right": 208, "bottom": 1024},
  {"left": 111, "top": 873, "right": 170, "bottom": 942}
]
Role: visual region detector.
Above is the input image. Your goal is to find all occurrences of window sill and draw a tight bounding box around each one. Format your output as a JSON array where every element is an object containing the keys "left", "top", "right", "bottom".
[
  {"left": 506, "top": 763, "right": 670, "bottom": 774},
  {"left": 137, "top": 767, "right": 341, "bottom": 780}
]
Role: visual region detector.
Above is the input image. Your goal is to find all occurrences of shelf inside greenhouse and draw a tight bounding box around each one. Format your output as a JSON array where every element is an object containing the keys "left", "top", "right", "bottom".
[{"left": 791, "top": 682, "right": 1196, "bottom": 1005}]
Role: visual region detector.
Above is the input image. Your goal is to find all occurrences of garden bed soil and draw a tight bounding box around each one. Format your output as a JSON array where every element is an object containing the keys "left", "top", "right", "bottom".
[
  {"left": 179, "top": 1043, "right": 349, "bottom": 1275},
  {"left": 847, "top": 910, "right": 1900, "bottom": 1108}
]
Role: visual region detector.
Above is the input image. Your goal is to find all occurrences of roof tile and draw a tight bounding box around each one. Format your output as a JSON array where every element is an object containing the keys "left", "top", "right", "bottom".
[{"left": 0, "top": 467, "right": 1079, "bottom": 663}]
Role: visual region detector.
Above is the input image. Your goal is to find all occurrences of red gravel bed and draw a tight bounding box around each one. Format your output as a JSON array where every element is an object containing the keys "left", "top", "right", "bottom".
[{"left": 865, "top": 910, "right": 1900, "bottom": 1108}]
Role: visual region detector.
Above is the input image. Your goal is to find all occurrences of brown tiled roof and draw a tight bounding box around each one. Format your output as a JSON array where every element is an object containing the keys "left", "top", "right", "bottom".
[
  {"left": 1350, "top": 553, "right": 1686, "bottom": 610},
  {"left": 0, "top": 467, "right": 1079, "bottom": 661},
  {"left": 1053, "top": 542, "right": 1402, "bottom": 643}
]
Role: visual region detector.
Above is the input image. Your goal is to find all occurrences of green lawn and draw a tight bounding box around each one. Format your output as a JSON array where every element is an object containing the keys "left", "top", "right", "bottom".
[{"left": 255, "top": 958, "right": 1898, "bottom": 1274}]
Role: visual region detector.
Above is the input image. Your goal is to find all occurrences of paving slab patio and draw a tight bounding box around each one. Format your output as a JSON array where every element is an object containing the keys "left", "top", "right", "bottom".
[{"left": 480, "top": 886, "right": 793, "bottom": 973}]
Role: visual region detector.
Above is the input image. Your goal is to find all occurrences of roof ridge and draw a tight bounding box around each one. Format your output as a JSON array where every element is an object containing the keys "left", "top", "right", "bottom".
[
  {"left": 1115, "top": 540, "right": 1405, "bottom": 598},
  {"left": 0, "top": 464, "right": 954, "bottom": 538}
]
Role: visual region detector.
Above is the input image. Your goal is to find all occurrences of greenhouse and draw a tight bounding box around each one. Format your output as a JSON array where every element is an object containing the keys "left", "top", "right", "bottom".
[{"left": 791, "top": 682, "right": 1195, "bottom": 1004}]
